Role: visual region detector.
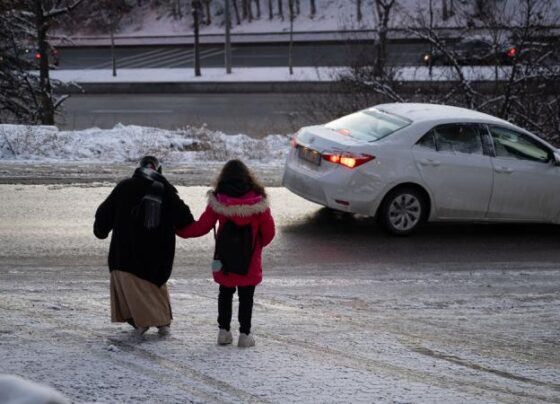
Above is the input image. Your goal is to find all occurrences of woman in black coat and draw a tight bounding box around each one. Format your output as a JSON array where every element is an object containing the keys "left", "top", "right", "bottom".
[{"left": 94, "top": 156, "right": 193, "bottom": 336}]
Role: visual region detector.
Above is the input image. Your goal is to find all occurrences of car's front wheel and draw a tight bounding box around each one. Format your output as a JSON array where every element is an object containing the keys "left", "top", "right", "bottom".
[{"left": 379, "top": 187, "right": 427, "bottom": 236}]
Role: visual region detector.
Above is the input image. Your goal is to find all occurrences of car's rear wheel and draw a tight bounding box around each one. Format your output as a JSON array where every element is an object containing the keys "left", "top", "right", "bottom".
[{"left": 379, "top": 187, "right": 427, "bottom": 236}]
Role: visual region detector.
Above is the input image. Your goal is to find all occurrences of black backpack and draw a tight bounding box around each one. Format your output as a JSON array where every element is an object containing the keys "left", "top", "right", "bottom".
[{"left": 213, "top": 221, "right": 256, "bottom": 275}]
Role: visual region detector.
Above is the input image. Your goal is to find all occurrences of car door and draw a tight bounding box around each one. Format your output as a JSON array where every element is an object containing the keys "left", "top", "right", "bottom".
[
  {"left": 412, "top": 123, "right": 493, "bottom": 219},
  {"left": 486, "top": 125, "right": 560, "bottom": 221}
]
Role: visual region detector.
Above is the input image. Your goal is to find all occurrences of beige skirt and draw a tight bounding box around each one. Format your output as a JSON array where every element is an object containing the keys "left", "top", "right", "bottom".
[{"left": 110, "top": 270, "right": 172, "bottom": 328}]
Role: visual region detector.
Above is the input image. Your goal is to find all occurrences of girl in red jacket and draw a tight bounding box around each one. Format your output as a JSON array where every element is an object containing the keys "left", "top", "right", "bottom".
[{"left": 177, "top": 160, "right": 275, "bottom": 347}]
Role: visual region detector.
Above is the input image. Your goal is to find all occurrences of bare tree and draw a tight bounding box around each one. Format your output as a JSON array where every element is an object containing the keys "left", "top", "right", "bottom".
[
  {"left": 356, "top": 0, "right": 362, "bottom": 22},
  {"left": 309, "top": 0, "right": 316, "bottom": 17},
  {"left": 278, "top": 0, "right": 284, "bottom": 20},
  {"left": 441, "top": 0, "right": 448, "bottom": 20},
  {"left": 268, "top": 0, "right": 273, "bottom": 19},
  {"left": 202, "top": 0, "right": 211, "bottom": 24},
  {"left": 232, "top": 0, "right": 241, "bottom": 24},
  {"left": 406, "top": 0, "right": 560, "bottom": 143},
  {"left": 373, "top": 0, "right": 397, "bottom": 77},
  {"left": 255, "top": 0, "right": 261, "bottom": 18},
  {"left": 295, "top": 0, "right": 300, "bottom": 15},
  {"left": 22, "top": 0, "right": 85, "bottom": 125},
  {"left": 170, "top": 0, "right": 182, "bottom": 19}
]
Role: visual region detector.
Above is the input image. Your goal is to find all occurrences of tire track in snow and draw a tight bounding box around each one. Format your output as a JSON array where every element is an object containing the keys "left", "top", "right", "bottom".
[
  {"left": 182, "top": 290, "right": 560, "bottom": 404},
  {"left": 0, "top": 296, "right": 269, "bottom": 404}
]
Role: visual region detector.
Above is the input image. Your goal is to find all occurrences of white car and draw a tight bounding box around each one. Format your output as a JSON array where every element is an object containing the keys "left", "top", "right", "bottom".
[{"left": 282, "top": 103, "right": 560, "bottom": 235}]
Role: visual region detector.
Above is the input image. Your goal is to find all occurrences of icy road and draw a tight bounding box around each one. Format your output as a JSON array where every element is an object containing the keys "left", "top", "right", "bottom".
[{"left": 0, "top": 184, "right": 559, "bottom": 403}]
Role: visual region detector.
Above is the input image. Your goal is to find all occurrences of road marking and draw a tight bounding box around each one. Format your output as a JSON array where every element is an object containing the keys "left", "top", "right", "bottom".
[
  {"left": 146, "top": 48, "right": 225, "bottom": 68},
  {"left": 91, "top": 48, "right": 181, "bottom": 69},
  {"left": 163, "top": 49, "right": 226, "bottom": 68}
]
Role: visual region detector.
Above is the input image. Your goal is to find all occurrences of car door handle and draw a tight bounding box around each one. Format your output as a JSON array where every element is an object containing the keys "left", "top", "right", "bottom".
[
  {"left": 495, "top": 166, "right": 514, "bottom": 173},
  {"left": 419, "top": 158, "right": 441, "bottom": 166}
]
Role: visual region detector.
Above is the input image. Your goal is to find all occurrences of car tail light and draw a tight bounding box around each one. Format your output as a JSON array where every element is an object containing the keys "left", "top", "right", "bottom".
[
  {"left": 35, "top": 52, "right": 41, "bottom": 59},
  {"left": 506, "top": 47, "right": 517, "bottom": 58},
  {"left": 290, "top": 130, "right": 301, "bottom": 148},
  {"left": 322, "top": 153, "right": 375, "bottom": 169}
]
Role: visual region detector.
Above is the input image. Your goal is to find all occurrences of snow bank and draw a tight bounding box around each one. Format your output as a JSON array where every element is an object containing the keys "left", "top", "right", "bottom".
[
  {"left": 0, "top": 374, "right": 69, "bottom": 404},
  {"left": 0, "top": 124, "right": 290, "bottom": 165},
  {"left": 50, "top": 67, "right": 339, "bottom": 83}
]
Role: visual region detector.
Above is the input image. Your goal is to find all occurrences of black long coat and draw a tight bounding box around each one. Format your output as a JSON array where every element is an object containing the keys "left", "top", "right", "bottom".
[{"left": 94, "top": 171, "right": 193, "bottom": 286}]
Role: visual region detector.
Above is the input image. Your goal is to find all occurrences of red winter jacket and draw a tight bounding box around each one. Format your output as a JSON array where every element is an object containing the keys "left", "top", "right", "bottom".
[{"left": 176, "top": 190, "right": 275, "bottom": 287}]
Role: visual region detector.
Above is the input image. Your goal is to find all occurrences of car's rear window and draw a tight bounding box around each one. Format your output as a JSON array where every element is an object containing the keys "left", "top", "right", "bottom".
[{"left": 325, "top": 109, "right": 411, "bottom": 141}]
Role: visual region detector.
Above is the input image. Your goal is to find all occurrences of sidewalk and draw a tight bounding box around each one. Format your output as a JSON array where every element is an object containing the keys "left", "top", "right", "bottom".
[{"left": 49, "top": 66, "right": 527, "bottom": 94}]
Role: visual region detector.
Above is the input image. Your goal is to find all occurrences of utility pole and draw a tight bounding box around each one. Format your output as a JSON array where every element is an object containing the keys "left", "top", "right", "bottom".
[
  {"left": 225, "top": 0, "right": 232, "bottom": 73},
  {"left": 192, "top": 0, "right": 201, "bottom": 76}
]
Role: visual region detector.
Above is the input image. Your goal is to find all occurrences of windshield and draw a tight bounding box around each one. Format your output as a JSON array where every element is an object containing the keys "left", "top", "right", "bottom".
[{"left": 325, "top": 109, "right": 411, "bottom": 141}]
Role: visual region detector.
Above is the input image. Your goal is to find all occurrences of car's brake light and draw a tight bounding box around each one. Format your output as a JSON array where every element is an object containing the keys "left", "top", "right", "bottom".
[
  {"left": 35, "top": 52, "right": 41, "bottom": 59},
  {"left": 322, "top": 153, "right": 375, "bottom": 169},
  {"left": 506, "top": 47, "right": 517, "bottom": 58},
  {"left": 290, "top": 130, "right": 301, "bottom": 148}
]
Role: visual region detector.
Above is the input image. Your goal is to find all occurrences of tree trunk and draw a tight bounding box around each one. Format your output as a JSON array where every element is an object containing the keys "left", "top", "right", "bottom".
[
  {"left": 442, "top": 0, "right": 448, "bottom": 20},
  {"left": 255, "top": 0, "right": 261, "bottom": 18},
  {"left": 110, "top": 24, "right": 116, "bottom": 77},
  {"left": 268, "top": 0, "right": 273, "bottom": 19},
  {"left": 374, "top": 0, "right": 395, "bottom": 78},
  {"left": 356, "top": 0, "right": 362, "bottom": 22},
  {"left": 278, "top": 0, "right": 284, "bottom": 20},
  {"left": 232, "top": 0, "right": 241, "bottom": 24},
  {"left": 295, "top": 0, "right": 299, "bottom": 15},
  {"left": 241, "top": 0, "right": 247, "bottom": 19},
  {"left": 248, "top": 0, "right": 253, "bottom": 21},
  {"left": 34, "top": 0, "right": 54, "bottom": 125},
  {"left": 309, "top": 0, "right": 315, "bottom": 17},
  {"left": 204, "top": 0, "right": 211, "bottom": 24}
]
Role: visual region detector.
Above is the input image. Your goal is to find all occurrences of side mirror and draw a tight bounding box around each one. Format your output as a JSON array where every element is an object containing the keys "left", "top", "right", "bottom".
[{"left": 554, "top": 151, "right": 560, "bottom": 166}]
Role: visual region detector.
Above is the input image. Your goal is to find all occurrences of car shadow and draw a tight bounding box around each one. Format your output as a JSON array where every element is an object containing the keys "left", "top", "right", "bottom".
[{"left": 280, "top": 208, "right": 560, "bottom": 265}]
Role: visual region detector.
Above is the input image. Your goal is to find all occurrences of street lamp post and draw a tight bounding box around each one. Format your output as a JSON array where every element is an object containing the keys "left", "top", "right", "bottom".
[
  {"left": 288, "top": 0, "right": 294, "bottom": 75},
  {"left": 225, "top": 0, "right": 232, "bottom": 74},
  {"left": 192, "top": 0, "right": 201, "bottom": 77}
]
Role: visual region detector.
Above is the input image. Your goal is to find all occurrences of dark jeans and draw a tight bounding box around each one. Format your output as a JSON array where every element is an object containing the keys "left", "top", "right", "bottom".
[{"left": 218, "top": 285, "right": 256, "bottom": 335}]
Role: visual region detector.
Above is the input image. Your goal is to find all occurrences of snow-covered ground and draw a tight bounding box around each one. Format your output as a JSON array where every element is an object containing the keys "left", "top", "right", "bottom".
[{"left": 0, "top": 185, "right": 559, "bottom": 403}]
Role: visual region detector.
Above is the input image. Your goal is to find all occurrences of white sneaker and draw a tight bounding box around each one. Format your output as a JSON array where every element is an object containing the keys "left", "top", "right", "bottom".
[
  {"left": 157, "top": 326, "right": 170, "bottom": 336},
  {"left": 217, "top": 329, "right": 233, "bottom": 345},
  {"left": 238, "top": 333, "right": 255, "bottom": 348},
  {"left": 135, "top": 326, "right": 149, "bottom": 337}
]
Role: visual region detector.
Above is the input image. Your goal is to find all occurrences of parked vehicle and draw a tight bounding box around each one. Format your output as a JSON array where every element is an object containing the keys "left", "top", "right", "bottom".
[
  {"left": 283, "top": 103, "right": 560, "bottom": 235},
  {"left": 23, "top": 46, "right": 60, "bottom": 68},
  {"left": 422, "top": 37, "right": 518, "bottom": 66}
]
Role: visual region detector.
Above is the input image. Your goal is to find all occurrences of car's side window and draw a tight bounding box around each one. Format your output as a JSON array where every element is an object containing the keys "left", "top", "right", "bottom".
[
  {"left": 488, "top": 126, "right": 551, "bottom": 163},
  {"left": 416, "top": 131, "right": 437, "bottom": 150},
  {"left": 433, "top": 124, "right": 483, "bottom": 155}
]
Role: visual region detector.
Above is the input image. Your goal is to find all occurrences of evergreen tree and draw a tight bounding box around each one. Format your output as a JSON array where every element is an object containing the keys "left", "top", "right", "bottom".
[{"left": 0, "top": 1, "right": 42, "bottom": 124}]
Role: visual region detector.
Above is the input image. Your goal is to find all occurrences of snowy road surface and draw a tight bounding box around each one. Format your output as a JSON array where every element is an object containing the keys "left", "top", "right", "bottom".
[{"left": 1, "top": 184, "right": 559, "bottom": 403}]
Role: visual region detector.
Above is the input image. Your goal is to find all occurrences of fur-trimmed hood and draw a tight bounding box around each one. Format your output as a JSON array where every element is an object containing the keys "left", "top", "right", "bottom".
[{"left": 207, "top": 190, "right": 269, "bottom": 217}]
